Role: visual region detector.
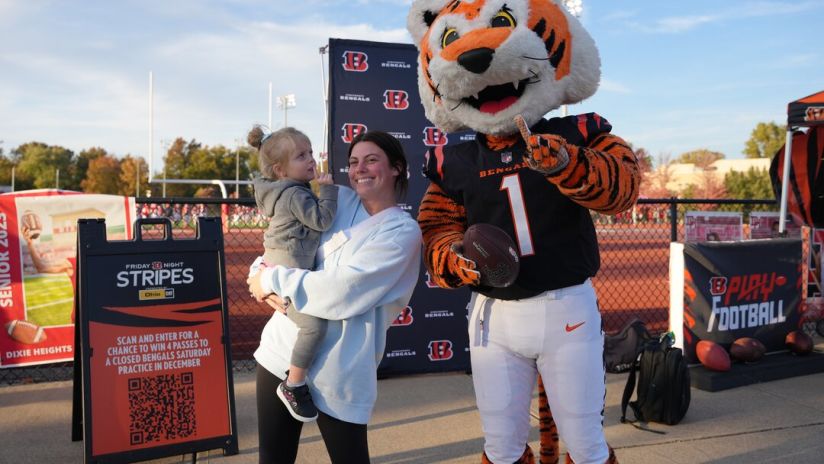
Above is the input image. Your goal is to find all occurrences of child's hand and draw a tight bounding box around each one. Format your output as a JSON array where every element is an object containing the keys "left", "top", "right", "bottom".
[
  {"left": 315, "top": 172, "right": 334, "bottom": 185},
  {"left": 248, "top": 256, "right": 266, "bottom": 278}
]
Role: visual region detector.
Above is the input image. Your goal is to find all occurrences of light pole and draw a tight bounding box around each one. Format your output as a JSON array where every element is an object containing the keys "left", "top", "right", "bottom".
[
  {"left": 268, "top": 82, "right": 273, "bottom": 130},
  {"left": 234, "top": 138, "right": 244, "bottom": 198},
  {"left": 161, "top": 139, "right": 170, "bottom": 198},
  {"left": 319, "top": 44, "right": 329, "bottom": 157},
  {"left": 277, "top": 94, "right": 296, "bottom": 127}
]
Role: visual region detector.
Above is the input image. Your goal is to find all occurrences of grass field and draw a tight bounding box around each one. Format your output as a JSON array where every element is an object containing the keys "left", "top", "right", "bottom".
[{"left": 23, "top": 274, "right": 74, "bottom": 327}]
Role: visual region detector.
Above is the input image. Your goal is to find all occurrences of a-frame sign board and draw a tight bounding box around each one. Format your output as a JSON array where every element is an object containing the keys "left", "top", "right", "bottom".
[{"left": 72, "top": 217, "right": 239, "bottom": 463}]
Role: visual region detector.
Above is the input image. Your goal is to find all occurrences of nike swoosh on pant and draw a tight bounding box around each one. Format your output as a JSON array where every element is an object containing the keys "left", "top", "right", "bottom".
[{"left": 565, "top": 321, "right": 585, "bottom": 332}]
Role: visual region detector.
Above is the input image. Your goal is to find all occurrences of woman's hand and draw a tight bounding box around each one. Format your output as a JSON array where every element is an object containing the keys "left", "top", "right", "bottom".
[
  {"left": 247, "top": 270, "right": 290, "bottom": 314},
  {"left": 263, "top": 294, "right": 290, "bottom": 314}
]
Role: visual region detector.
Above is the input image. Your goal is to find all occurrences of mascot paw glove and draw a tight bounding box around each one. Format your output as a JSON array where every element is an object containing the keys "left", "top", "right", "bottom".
[
  {"left": 515, "top": 115, "right": 571, "bottom": 176},
  {"left": 448, "top": 242, "right": 481, "bottom": 286}
]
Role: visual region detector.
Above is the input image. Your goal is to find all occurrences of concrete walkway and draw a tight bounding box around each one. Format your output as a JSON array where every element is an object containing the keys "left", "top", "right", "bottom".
[{"left": 2, "top": 367, "right": 824, "bottom": 463}]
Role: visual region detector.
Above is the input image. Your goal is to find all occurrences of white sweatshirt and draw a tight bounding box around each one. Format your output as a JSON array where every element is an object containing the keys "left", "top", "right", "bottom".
[{"left": 254, "top": 186, "right": 422, "bottom": 424}]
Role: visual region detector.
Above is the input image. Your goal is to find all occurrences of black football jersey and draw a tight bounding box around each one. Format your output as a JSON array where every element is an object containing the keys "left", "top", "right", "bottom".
[{"left": 422, "top": 113, "right": 612, "bottom": 300}]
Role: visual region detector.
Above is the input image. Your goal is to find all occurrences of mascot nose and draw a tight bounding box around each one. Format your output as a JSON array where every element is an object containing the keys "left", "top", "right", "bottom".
[{"left": 458, "top": 48, "right": 494, "bottom": 74}]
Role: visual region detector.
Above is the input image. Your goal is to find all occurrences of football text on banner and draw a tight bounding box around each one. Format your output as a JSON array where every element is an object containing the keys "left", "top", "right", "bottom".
[{"left": 676, "top": 239, "right": 802, "bottom": 364}]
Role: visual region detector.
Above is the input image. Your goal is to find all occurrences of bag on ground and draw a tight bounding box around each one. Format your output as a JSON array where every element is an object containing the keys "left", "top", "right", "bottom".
[
  {"left": 604, "top": 318, "right": 651, "bottom": 373},
  {"left": 620, "top": 332, "right": 690, "bottom": 427}
]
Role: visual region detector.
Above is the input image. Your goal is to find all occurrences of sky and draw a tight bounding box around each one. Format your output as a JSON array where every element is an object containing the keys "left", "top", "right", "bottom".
[{"left": 1, "top": 0, "right": 821, "bottom": 174}]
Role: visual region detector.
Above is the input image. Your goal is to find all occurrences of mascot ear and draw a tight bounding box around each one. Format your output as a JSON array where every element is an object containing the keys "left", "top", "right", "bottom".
[{"left": 407, "top": 0, "right": 450, "bottom": 45}]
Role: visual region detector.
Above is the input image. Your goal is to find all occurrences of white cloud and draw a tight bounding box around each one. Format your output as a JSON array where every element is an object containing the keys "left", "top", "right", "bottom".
[
  {"left": 769, "top": 53, "right": 818, "bottom": 69},
  {"left": 599, "top": 78, "right": 631, "bottom": 94},
  {"left": 646, "top": 15, "right": 719, "bottom": 34},
  {"left": 0, "top": 14, "right": 412, "bottom": 171},
  {"left": 736, "top": 1, "right": 823, "bottom": 17},
  {"left": 628, "top": 1, "right": 823, "bottom": 34}
]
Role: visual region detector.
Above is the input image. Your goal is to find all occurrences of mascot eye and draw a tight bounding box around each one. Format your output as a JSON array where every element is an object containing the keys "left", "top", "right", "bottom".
[
  {"left": 441, "top": 28, "right": 459, "bottom": 48},
  {"left": 491, "top": 10, "right": 516, "bottom": 28}
]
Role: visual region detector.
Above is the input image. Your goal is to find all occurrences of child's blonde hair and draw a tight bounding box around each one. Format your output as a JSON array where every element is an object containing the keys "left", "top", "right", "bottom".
[{"left": 247, "top": 126, "right": 311, "bottom": 179}]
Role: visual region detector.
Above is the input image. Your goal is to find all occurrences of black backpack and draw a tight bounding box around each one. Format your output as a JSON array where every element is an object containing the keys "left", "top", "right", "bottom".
[
  {"left": 620, "top": 333, "right": 691, "bottom": 429},
  {"left": 604, "top": 319, "right": 651, "bottom": 374}
]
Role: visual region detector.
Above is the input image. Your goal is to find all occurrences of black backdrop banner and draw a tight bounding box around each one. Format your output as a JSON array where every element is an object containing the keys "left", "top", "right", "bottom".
[
  {"left": 682, "top": 239, "right": 802, "bottom": 363},
  {"left": 327, "top": 38, "right": 472, "bottom": 375}
]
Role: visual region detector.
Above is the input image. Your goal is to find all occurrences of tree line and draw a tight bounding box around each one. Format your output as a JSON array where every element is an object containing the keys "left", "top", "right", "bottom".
[
  {"left": 1, "top": 122, "right": 785, "bottom": 199},
  {"left": 0, "top": 138, "right": 259, "bottom": 198}
]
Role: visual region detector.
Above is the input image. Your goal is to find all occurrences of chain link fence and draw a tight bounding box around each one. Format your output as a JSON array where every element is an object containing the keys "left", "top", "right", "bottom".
[{"left": 0, "top": 197, "right": 777, "bottom": 385}]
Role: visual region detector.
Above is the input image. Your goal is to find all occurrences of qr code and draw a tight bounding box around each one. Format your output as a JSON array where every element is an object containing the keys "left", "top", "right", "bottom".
[{"left": 127, "top": 372, "right": 196, "bottom": 445}]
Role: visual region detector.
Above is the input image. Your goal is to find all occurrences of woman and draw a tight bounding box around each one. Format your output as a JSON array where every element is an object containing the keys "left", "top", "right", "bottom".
[{"left": 248, "top": 131, "right": 421, "bottom": 463}]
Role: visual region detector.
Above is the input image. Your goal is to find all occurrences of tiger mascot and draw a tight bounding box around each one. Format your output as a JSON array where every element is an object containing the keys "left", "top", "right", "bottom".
[{"left": 406, "top": 1, "right": 639, "bottom": 463}]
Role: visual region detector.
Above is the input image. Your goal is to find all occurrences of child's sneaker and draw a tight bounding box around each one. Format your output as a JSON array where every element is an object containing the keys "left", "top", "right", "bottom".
[{"left": 277, "top": 382, "right": 318, "bottom": 422}]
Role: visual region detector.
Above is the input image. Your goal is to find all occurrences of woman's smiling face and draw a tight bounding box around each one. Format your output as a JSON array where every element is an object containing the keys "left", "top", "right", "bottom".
[{"left": 347, "top": 140, "right": 399, "bottom": 205}]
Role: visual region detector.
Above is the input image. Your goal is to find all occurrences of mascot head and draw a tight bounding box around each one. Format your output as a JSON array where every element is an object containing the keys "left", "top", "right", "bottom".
[{"left": 407, "top": 0, "right": 600, "bottom": 136}]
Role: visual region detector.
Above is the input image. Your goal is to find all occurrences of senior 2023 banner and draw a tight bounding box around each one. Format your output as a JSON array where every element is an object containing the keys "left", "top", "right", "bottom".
[{"left": 0, "top": 190, "right": 135, "bottom": 367}]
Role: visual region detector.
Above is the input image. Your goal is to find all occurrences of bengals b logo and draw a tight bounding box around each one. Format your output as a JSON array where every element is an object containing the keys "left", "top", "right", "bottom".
[
  {"left": 392, "top": 306, "right": 413, "bottom": 326},
  {"left": 423, "top": 127, "right": 448, "bottom": 147},
  {"left": 341, "top": 123, "right": 367, "bottom": 144},
  {"left": 342, "top": 51, "right": 368, "bottom": 72},
  {"left": 428, "top": 340, "right": 453, "bottom": 361},
  {"left": 383, "top": 90, "right": 409, "bottom": 110},
  {"left": 709, "top": 277, "right": 727, "bottom": 296}
]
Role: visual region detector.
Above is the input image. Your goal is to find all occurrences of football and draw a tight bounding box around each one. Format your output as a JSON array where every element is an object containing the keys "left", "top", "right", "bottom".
[
  {"left": 21, "top": 210, "right": 42, "bottom": 240},
  {"left": 696, "top": 340, "right": 731, "bottom": 372},
  {"left": 730, "top": 337, "right": 766, "bottom": 363},
  {"left": 5, "top": 319, "right": 47, "bottom": 344},
  {"left": 785, "top": 330, "right": 814, "bottom": 356},
  {"left": 462, "top": 223, "right": 520, "bottom": 288}
]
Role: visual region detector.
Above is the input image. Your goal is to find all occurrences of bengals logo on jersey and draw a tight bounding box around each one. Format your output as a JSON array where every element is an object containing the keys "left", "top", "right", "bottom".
[
  {"left": 392, "top": 306, "right": 414, "bottom": 326},
  {"left": 341, "top": 123, "right": 367, "bottom": 144},
  {"left": 423, "top": 127, "right": 448, "bottom": 147},
  {"left": 383, "top": 90, "right": 410, "bottom": 110},
  {"left": 342, "top": 50, "right": 368, "bottom": 72},
  {"left": 428, "top": 340, "right": 453, "bottom": 361}
]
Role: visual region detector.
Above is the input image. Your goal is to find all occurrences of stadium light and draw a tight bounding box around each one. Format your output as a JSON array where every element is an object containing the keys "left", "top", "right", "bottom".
[
  {"left": 277, "top": 94, "right": 296, "bottom": 127},
  {"left": 563, "top": 0, "right": 583, "bottom": 17}
]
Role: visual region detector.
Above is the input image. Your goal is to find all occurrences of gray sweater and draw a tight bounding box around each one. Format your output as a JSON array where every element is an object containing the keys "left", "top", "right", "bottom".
[{"left": 254, "top": 177, "right": 338, "bottom": 269}]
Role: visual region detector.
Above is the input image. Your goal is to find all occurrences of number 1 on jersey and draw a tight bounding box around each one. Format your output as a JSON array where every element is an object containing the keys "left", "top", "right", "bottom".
[{"left": 500, "top": 174, "right": 534, "bottom": 256}]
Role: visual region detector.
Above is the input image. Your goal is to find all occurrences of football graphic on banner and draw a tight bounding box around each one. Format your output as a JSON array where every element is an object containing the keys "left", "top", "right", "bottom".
[{"left": 5, "top": 319, "right": 47, "bottom": 344}]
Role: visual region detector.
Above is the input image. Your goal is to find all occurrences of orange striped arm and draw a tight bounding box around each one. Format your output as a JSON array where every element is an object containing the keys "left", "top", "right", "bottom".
[
  {"left": 417, "top": 183, "right": 480, "bottom": 288},
  {"left": 544, "top": 132, "right": 640, "bottom": 215}
]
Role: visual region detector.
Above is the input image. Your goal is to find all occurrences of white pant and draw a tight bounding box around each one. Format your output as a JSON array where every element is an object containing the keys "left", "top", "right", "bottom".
[{"left": 468, "top": 280, "right": 609, "bottom": 464}]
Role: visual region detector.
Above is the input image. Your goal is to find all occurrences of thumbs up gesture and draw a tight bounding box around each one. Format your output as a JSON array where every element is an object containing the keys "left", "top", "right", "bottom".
[{"left": 514, "top": 115, "right": 570, "bottom": 175}]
